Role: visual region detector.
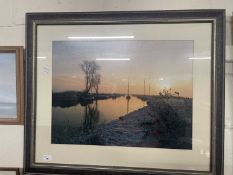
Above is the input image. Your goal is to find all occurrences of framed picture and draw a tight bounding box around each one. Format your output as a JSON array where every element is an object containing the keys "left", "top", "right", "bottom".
[
  {"left": 24, "top": 10, "right": 225, "bottom": 175},
  {"left": 0, "top": 168, "right": 20, "bottom": 175},
  {"left": 0, "top": 46, "right": 24, "bottom": 124}
]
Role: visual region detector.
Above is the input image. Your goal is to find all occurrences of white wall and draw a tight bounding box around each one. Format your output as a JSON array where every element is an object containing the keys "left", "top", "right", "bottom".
[{"left": 0, "top": 0, "right": 232, "bottom": 174}]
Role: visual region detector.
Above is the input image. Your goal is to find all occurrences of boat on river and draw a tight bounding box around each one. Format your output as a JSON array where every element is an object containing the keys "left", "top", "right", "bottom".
[{"left": 126, "top": 79, "right": 131, "bottom": 100}]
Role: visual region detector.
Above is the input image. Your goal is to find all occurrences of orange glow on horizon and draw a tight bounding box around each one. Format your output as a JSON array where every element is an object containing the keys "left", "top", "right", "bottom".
[
  {"left": 52, "top": 40, "right": 194, "bottom": 99},
  {"left": 53, "top": 75, "right": 192, "bottom": 98}
]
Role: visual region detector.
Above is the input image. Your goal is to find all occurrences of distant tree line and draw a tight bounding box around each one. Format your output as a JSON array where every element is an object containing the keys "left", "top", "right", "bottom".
[{"left": 159, "top": 88, "right": 179, "bottom": 97}]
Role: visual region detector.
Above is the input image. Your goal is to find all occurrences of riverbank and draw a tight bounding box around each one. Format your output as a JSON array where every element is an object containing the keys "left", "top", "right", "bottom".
[
  {"left": 96, "top": 95, "right": 192, "bottom": 149},
  {"left": 52, "top": 95, "right": 192, "bottom": 149},
  {"left": 52, "top": 91, "right": 124, "bottom": 107}
]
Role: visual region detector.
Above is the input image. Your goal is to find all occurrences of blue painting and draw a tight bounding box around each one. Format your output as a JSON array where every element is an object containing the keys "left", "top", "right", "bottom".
[{"left": 0, "top": 53, "right": 16, "bottom": 118}]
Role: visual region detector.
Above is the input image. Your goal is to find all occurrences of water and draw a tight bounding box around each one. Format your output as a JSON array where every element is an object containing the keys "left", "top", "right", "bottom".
[
  {"left": 0, "top": 102, "right": 16, "bottom": 118},
  {"left": 52, "top": 96, "right": 147, "bottom": 144},
  {"left": 51, "top": 96, "right": 192, "bottom": 149},
  {"left": 52, "top": 96, "right": 146, "bottom": 128}
]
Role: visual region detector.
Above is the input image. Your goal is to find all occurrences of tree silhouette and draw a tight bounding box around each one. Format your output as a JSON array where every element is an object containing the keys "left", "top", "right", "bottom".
[
  {"left": 80, "top": 61, "right": 100, "bottom": 93},
  {"left": 92, "top": 73, "right": 101, "bottom": 94}
]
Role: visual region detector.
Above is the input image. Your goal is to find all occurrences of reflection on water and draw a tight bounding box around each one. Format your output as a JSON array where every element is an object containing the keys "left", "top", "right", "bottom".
[
  {"left": 52, "top": 96, "right": 146, "bottom": 144},
  {"left": 82, "top": 102, "right": 100, "bottom": 133},
  {"left": 52, "top": 96, "right": 146, "bottom": 127}
]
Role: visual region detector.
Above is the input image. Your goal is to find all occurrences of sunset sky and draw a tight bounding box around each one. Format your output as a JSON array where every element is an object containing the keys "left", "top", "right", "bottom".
[{"left": 52, "top": 40, "right": 193, "bottom": 97}]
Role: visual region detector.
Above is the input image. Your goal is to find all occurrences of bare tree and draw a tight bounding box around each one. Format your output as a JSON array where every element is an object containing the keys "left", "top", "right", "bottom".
[
  {"left": 92, "top": 74, "right": 101, "bottom": 94},
  {"left": 80, "top": 61, "right": 100, "bottom": 93}
]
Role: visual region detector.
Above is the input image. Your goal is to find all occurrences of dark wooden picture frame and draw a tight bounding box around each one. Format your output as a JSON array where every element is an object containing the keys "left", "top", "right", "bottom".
[
  {"left": 0, "top": 168, "right": 20, "bottom": 175},
  {"left": 24, "top": 10, "right": 225, "bottom": 175},
  {"left": 0, "top": 46, "right": 24, "bottom": 125}
]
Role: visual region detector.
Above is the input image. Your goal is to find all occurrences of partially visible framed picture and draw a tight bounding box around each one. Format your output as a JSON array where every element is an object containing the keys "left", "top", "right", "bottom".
[
  {"left": 0, "top": 168, "right": 20, "bottom": 175},
  {"left": 0, "top": 46, "right": 24, "bottom": 124},
  {"left": 25, "top": 10, "right": 225, "bottom": 175}
]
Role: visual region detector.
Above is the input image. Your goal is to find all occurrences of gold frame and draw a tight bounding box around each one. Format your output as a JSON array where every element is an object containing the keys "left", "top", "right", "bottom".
[
  {"left": 0, "top": 168, "right": 20, "bottom": 175},
  {"left": 0, "top": 46, "right": 24, "bottom": 125}
]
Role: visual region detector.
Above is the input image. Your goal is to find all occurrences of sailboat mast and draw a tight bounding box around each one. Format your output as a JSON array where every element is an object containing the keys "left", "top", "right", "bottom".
[
  {"left": 127, "top": 79, "right": 129, "bottom": 95},
  {"left": 149, "top": 83, "right": 150, "bottom": 96},
  {"left": 126, "top": 79, "right": 131, "bottom": 100},
  {"left": 144, "top": 80, "right": 145, "bottom": 96}
]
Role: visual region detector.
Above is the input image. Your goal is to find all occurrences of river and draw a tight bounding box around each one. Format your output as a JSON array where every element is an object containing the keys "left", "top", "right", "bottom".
[{"left": 52, "top": 95, "right": 147, "bottom": 144}]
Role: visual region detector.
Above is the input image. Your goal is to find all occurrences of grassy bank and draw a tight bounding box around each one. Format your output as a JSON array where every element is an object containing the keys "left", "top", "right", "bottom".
[{"left": 52, "top": 95, "right": 192, "bottom": 149}]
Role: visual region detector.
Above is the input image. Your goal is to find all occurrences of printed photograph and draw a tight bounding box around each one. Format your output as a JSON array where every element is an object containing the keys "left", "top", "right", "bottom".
[
  {"left": 0, "top": 53, "right": 16, "bottom": 118},
  {"left": 52, "top": 40, "right": 193, "bottom": 149}
]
